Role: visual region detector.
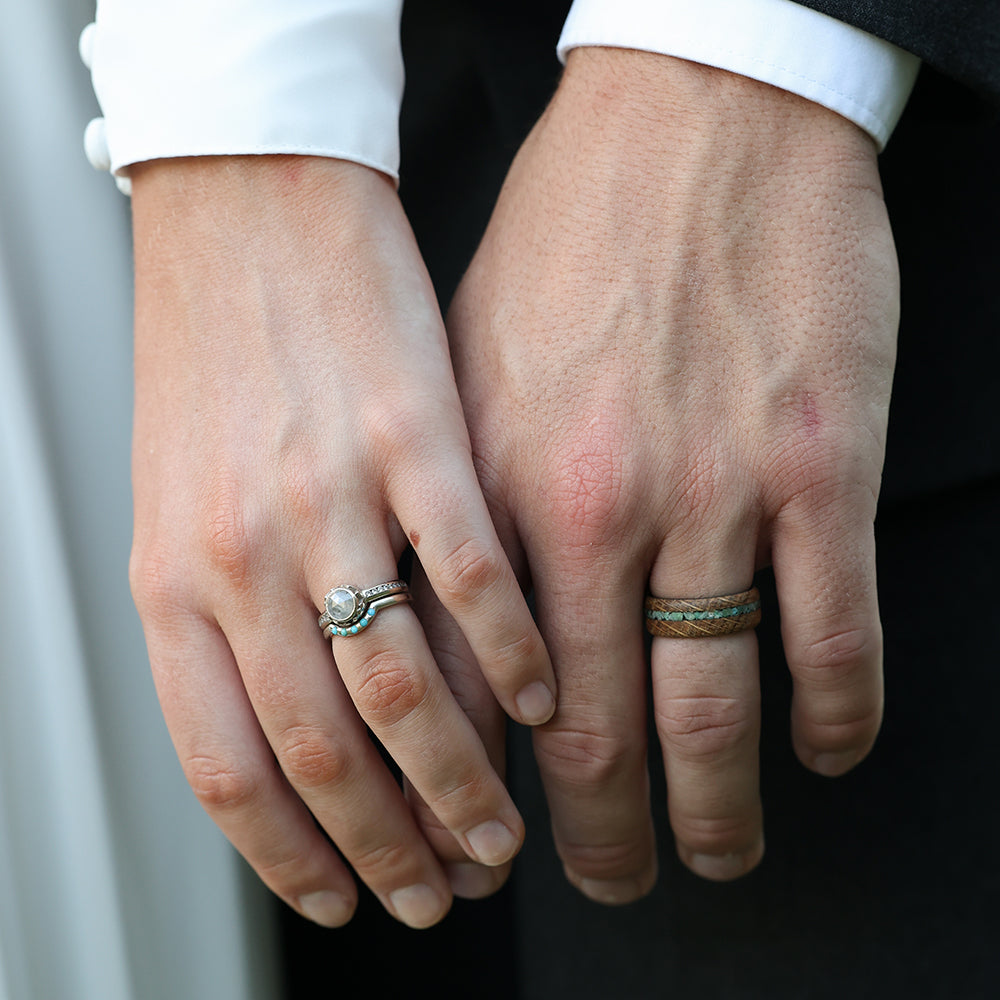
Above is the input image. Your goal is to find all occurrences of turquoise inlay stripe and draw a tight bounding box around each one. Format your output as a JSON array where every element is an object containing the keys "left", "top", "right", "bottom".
[{"left": 645, "top": 600, "right": 761, "bottom": 623}]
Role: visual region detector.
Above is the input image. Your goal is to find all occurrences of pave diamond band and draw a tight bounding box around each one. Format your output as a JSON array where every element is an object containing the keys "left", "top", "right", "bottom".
[
  {"left": 644, "top": 587, "right": 762, "bottom": 638},
  {"left": 318, "top": 580, "right": 410, "bottom": 638}
]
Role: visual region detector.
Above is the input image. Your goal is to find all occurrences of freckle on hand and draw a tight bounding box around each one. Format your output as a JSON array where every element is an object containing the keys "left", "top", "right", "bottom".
[{"left": 409, "top": 530, "right": 421, "bottom": 547}]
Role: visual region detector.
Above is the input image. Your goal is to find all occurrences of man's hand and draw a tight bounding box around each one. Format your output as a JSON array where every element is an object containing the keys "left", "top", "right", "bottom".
[
  {"left": 426, "top": 49, "right": 897, "bottom": 901},
  {"left": 128, "top": 156, "right": 556, "bottom": 927}
]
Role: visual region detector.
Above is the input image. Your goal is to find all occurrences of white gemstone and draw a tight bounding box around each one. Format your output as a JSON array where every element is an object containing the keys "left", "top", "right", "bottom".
[{"left": 325, "top": 588, "right": 357, "bottom": 623}]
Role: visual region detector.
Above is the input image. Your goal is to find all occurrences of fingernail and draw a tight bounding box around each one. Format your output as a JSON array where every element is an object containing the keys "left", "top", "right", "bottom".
[
  {"left": 813, "top": 750, "right": 861, "bottom": 777},
  {"left": 297, "top": 890, "right": 354, "bottom": 928},
  {"left": 465, "top": 819, "right": 521, "bottom": 866},
  {"left": 515, "top": 681, "right": 556, "bottom": 725},
  {"left": 687, "top": 842, "right": 763, "bottom": 882},
  {"left": 446, "top": 861, "right": 505, "bottom": 899},
  {"left": 388, "top": 884, "right": 447, "bottom": 929}
]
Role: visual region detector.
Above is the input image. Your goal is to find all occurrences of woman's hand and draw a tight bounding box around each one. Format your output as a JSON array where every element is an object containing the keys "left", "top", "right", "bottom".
[
  {"left": 128, "top": 155, "right": 555, "bottom": 928},
  {"left": 422, "top": 50, "right": 897, "bottom": 900}
]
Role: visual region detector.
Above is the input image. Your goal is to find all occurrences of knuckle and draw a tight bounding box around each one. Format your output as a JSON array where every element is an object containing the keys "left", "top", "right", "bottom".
[
  {"left": 428, "top": 769, "right": 495, "bottom": 819},
  {"left": 781, "top": 437, "right": 847, "bottom": 491},
  {"left": 352, "top": 649, "right": 429, "bottom": 729},
  {"left": 436, "top": 536, "right": 505, "bottom": 610},
  {"left": 671, "top": 813, "right": 761, "bottom": 856},
  {"left": 199, "top": 476, "right": 266, "bottom": 586},
  {"left": 250, "top": 841, "right": 327, "bottom": 898},
  {"left": 546, "top": 419, "right": 630, "bottom": 551},
  {"left": 671, "top": 441, "right": 736, "bottom": 520},
  {"left": 348, "top": 837, "right": 414, "bottom": 882},
  {"left": 183, "top": 752, "right": 264, "bottom": 813},
  {"left": 797, "top": 705, "right": 883, "bottom": 753},
  {"left": 667, "top": 448, "right": 755, "bottom": 544},
  {"left": 795, "top": 625, "right": 882, "bottom": 686},
  {"left": 276, "top": 724, "right": 351, "bottom": 789},
  {"left": 276, "top": 453, "right": 327, "bottom": 524},
  {"left": 770, "top": 421, "right": 881, "bottom": 516},
  {"left": 362, "top": 396, "right": 435, "bottom": 466},
  {"left": 792, "top": 624, "right": 883, "bottom": 757},
  {"left": 656, "top": 695, "right": 757, "bottom": 762},
  {"left": 486, "top": 626, "right": 545, "bottom": 678},
  {"left": 558, "top": 837, "right": 651, "bottom": 881},
  {"left": 254, "top": 846, "right": 327, "bottom": 896},
  {"left": 541, "top": 725, "right": 639, "bottom": 788},
  {"left": 129, "top": 544, "right": 187, "bottom": 621}
]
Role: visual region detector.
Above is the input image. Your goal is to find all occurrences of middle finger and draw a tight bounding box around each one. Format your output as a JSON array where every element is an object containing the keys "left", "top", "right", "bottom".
[{"left": 528, "top": 538, "right": 658, "bottom": 905}]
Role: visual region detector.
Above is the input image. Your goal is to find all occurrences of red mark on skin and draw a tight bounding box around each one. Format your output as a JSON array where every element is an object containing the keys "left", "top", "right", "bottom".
[
  {"left": 799, "top": 392, "right": 822, "bottom": 439},
  {"left": 409, "top": 530, "right": 421, "bottom": 548}
]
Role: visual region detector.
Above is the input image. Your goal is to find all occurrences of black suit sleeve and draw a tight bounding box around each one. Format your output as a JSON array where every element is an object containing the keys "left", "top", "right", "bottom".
[{"left": 793, "top": 1, "right": 1000, "bottom": 100}]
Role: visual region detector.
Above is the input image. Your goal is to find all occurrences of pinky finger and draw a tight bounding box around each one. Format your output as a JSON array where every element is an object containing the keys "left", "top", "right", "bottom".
[
  {"left": 147, "top": 619, "right": 358, "bottom": 927},
  {"left": 772, "top": 499, "right": 884, "bottom": 777}
]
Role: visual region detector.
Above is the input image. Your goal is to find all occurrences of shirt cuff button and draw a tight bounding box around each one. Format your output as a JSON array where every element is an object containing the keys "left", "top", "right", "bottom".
[
  {"left": 79, "top": 22, "right": 96, "bottom": 70},
  {"left": 83, "top": 117, "right": 111, "bottom": 172}
]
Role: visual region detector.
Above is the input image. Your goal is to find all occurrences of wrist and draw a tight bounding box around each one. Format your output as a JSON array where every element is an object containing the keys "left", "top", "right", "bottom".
[
  {"left": 128, "top": 153, "right": 431, "bottom": 376},
  {"left": 555, "top": 48, "right": 876, "bottom": 176},
  {"left": 556, "top": 0, "right": 919, "bottom": 149},
  {"left": 128, "top": 156, "right": 411, "bottom": 328},
  {"left": 131, "top": 154, "right": 396, "bottom": 247}
]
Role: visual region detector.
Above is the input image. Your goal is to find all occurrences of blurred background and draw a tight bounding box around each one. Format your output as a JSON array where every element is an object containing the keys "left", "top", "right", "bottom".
[{"left": 0, "top": 4, "right": 278, "bottom": 997}]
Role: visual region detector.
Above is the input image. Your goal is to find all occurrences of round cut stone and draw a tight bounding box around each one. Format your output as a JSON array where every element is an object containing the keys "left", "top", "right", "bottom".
[{"left": 325, "top": 587, "right": 358, "bottom": 624}]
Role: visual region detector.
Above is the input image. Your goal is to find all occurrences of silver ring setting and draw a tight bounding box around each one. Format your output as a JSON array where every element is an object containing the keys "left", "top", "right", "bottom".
[{"left": 318, "top": 580, "right": 410, "bottom": 638}]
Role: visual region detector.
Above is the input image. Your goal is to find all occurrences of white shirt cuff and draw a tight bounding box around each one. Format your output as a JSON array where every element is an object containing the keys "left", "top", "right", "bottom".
[
  {"left": 87, "top": 0, "right": 404, "bottom": 182},
  {"left": 557, "top": 0, "right": 920, "bottom": 150}
]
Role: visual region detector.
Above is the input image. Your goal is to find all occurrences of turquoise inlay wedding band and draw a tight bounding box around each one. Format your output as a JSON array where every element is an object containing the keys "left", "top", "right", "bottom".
[
  {"left": 644, "top": 587, "right": 762, "bottom": 638},
  {"left": 645, "top": 600, "right": 761, "bottom": 623}
]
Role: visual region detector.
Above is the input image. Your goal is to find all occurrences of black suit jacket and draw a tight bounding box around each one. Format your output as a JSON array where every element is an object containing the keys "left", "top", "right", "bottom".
[{"left": 797, "top": 1, "right": 1000, "bottom": 99}]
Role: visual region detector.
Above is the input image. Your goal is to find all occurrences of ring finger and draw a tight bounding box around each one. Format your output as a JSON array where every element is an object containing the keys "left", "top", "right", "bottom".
[
  {"left": 303, "top": 529, "right": 526, "bottom": 870},
  {"left": 223, "top": 590, "right": 456, "bottom": 928},
  {"left": 648, "top": 540, "right": 765, "bottom": 881}
]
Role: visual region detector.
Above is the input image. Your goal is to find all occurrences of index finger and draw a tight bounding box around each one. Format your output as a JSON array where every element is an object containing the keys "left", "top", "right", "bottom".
[{"left": 387, "top": 443, "right": 557, "bottom": 727}]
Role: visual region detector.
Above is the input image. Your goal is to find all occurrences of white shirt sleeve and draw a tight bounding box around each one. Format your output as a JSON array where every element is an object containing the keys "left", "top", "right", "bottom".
[
  {"left": 84, "top": 0, "right": 403, "bottom": 186},
  {"left": 557, "top": 0, "right": 921, "bottom": 150}
]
